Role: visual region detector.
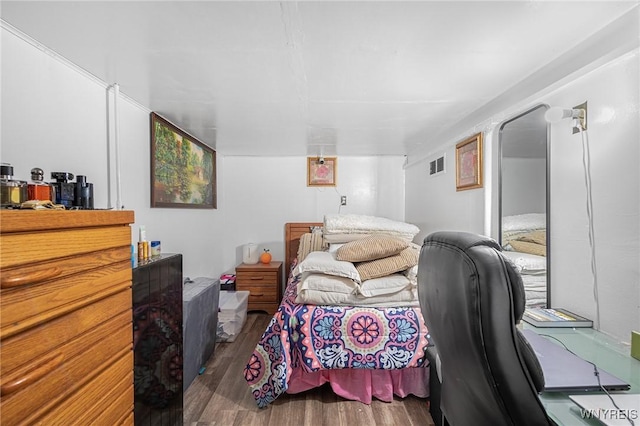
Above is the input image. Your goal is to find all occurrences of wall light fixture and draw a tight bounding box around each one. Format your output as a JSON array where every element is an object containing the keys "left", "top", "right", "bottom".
[{"left": 544, "top": 102, "right": 587, "bottom": 133}]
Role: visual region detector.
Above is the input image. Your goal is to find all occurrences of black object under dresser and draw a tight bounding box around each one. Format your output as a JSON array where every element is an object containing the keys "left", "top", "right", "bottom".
[{"left": 132, "top": 253, "right": 183, "bottom": 426}]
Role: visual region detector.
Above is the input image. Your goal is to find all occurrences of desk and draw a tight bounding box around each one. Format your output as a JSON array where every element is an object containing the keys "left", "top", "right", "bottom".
[{"left": 527, "top": 325, "right": 640, "bottom": 425}]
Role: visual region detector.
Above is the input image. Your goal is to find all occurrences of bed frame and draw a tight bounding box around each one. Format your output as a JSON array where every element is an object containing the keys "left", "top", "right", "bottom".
[{"left": 284, "top": 222, "right": 322, "bottom": 276}]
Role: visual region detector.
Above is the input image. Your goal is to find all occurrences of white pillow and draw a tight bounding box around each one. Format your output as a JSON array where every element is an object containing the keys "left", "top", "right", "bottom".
[
  {"left": 502, "top": 250, "right": 547, "bottom": 274},
  {"left": 502, "top": 213, "right": 546, "bottom": 233},
  {"left": 298, "top": 272, "right": 358, "bottom": 294},
  {"left": 297, "top": 251, "right": 361, "bottom": 282},
  {"left": 327, "top": 243, "right": 345, "bottom": 253},
  {"left": 323, "top": 233, "right": 371, "bottom": 244},
  {"left": 404, "top": 264, "right": 418, "bottom": 281},
  {"left": 358, "top": 274, "right": 414, "bottom": 297}
]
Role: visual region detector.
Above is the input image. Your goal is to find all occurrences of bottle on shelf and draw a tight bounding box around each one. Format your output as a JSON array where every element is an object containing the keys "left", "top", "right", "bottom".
[
  {"left": 74, "top": 175, "right": 94, "bottom": 210},
  {"left": 51, "top": 172, "right": 75, "bottom": 208},
  {"left": 27, "top": 167, "right": 54, "bottom": 202},
  {"left": 0, "top": 163, "right": 28, "bottom": 208}
]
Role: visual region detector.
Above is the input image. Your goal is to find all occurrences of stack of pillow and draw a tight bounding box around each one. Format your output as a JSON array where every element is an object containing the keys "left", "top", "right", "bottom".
[
  {"left": 502, "top": 213, "right": 546, "bottom": 257},
  {"left": 294, "top": 234, "right": 420, "bottom": 307},
  {"left": 501, "top": 213, "right": 547, "bottom": 307},
  {"left": 335, "top": 234, "right": 419, "bottom": 281}
]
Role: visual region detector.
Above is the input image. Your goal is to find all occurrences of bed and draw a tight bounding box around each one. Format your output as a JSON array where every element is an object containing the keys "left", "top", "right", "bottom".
[
  {"left": 243, "top": 220, "right": 430, "bottom": 408},
  {"left": 501, "top": 213, "right": 548, "bottom": 307}
]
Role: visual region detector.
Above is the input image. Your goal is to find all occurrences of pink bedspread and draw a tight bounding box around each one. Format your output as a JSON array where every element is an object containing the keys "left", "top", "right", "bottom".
[{"left": 286, "top": 366, "right": 429, "bottom": 403}]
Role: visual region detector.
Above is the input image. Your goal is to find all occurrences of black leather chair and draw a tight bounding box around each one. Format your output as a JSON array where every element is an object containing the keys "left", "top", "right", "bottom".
[{"left": 417, "top": 231, "right": 554, "bottom": 426}]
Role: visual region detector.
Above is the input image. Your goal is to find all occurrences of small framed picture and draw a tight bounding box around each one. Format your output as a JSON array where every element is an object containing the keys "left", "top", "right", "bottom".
[
  {"left": 455, "top": 133, "right": 483, "bottom": 191},
  {"left": 307, "top": 157, "right": 337, "bottom": 187}
]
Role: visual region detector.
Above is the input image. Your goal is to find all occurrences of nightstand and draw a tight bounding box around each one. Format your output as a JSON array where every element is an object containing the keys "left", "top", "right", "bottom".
[{"left": 235, "top": 261, "right": 283, "bottom": 314}]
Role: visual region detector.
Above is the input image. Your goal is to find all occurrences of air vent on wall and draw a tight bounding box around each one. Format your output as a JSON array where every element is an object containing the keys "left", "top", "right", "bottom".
[{"left": 429, "top": 154, "right": 445, "bottom": 176}]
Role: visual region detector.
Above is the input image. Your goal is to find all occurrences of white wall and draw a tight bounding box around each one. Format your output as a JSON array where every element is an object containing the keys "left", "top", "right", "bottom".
[
  {"left": 405, "top": 48, "right": 640, "bottom": 343},
  {"left": 1, "top": 26, "right": 406, "bottom": 281},
  {"left": 546, "top": 50, "right": 639, "bottom": 341},
  {"left": 405, "top": 147, "right": 486, "bottom": 245},
  {"left": 220, "top": 155, "right": 406, "bottom": 273}
]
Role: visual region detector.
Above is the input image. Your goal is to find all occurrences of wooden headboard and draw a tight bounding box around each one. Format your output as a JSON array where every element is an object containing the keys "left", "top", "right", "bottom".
[{"left": 284, "top": 222, "right": 323, "bottom": 276}]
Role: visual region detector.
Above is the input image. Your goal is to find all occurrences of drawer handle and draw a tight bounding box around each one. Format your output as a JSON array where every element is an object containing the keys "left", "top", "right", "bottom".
[
  {"left": 1, "top": 352, "right": 65, "bottom": 396},
  {"left": 1, "top": 267, "right": 63, "bottom": 289},
  {"left": 250, "top": 277, "right": 264, "bottom": 280},
  {"left": 252, "top": 293, "right": 264, "bottom": 297}
]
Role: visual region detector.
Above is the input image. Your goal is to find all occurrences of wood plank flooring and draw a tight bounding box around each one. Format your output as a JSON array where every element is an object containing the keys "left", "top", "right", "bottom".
[{"left": 184, "top": 312, "right": 435, "bottom": 426}]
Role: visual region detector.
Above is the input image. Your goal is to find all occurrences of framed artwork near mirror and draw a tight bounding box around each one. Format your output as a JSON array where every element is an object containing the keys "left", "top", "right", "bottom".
[
  {"left": 455, "top": 133, "right": 483, "bottom": 191},
  {"left": 307, "top": 157, "right": 337, "bottom": 186}
]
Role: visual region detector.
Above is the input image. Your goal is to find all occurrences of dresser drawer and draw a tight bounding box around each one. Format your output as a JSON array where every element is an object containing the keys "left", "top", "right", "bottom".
[
  {"left": 1, "top": 289, "right": 131, "bottom": 377},
  {"left": 89, "top": 374, "right": 135, "bottom": 426},
  {"left": 237, "top": 284, "right": 279, "bottom": 304},
  {"left": 236, "top": 270, "right": 278, "bottom": 285},
  {"left": 0, "top": 226, "right": 131, "bottom": 269},
  {"left": 0, "top": 317, "right": 132, "bottom": 424},
  {"left": 33, "top": 350, "right": 134, "bottom": 425},
  {"left": 0, "top": 259, "right": 132, "bottom": 339},
  {"left": 0, "top": 246, "right": 130, "bottom": 290}
]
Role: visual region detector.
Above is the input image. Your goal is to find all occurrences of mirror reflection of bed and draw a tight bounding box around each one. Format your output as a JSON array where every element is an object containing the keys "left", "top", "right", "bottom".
[{"left": 499, "top": 105, "right": 550, "bottom": 308}]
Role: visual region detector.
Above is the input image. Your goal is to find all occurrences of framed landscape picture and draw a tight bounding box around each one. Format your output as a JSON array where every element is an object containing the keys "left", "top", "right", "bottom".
[
  {"left": 150, "top": 112, "right": 216, "bottom": 208},
  {"left": 455, "top": 132, "right": 483, "bottom": 191}
]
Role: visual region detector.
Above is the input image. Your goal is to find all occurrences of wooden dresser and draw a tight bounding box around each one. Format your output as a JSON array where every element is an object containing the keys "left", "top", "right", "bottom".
[
  {"left": 235, "top": 261, "right": 283, "bottom": 314},
  {"left": 0, "top": 210, "right": 135, "bottom": 425}
]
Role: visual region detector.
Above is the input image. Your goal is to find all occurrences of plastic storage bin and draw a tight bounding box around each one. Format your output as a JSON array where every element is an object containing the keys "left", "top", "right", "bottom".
[
  {"left": 183, "top": 277, "right": 220, "bottom": 392},
  {"left": 217, "top": 290, "right": 249, "bottom": 342}
]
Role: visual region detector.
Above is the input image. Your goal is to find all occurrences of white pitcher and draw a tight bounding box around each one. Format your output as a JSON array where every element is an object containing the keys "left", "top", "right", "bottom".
[{"left": 243, "top": 243, "right": 259, "bottom": 264}]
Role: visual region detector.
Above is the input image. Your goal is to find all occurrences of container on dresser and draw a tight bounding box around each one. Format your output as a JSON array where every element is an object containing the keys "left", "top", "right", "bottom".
[
  {"left": 235, "top": 261, "right": 283, "bottom": 314},
  {"left": 132, "top": 253, "right": 183, "bottom": 426},
  {"left": 0, "top": 210, "right": 135, "bottom": 425}
]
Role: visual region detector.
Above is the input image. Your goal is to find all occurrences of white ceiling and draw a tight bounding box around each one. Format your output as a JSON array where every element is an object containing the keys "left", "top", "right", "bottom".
[{"left": 1, "top": 1, "right": 637, "bottom": 156}]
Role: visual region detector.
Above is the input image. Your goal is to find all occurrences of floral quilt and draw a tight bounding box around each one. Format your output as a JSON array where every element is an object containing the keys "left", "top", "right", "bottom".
[{"left": 243, "top": 262, "right": 430, "bottom": 407}]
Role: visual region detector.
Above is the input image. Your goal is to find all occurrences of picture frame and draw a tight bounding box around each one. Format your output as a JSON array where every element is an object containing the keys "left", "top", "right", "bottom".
[
  {"left": 455, "top": 132, "right": 483, "bottom": 191},
  {"left": 307, "top": 157, "right": 337, "bottom": 187},
  {"left": 150, "top": 112, "right": 217, "bottom": 208}
]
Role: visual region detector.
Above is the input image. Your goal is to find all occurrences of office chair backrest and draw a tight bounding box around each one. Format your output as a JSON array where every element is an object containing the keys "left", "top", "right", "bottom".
[{"left": 418, "top": 231, "right": 552, "bottom": 426}]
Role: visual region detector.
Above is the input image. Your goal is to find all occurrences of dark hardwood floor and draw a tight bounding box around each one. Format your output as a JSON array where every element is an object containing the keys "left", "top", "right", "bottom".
[{"left": 184, "top": 312, "right": 435, "bottom": 426}]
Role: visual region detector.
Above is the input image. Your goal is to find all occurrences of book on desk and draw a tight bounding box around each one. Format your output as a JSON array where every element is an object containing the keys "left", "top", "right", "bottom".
[{"left": 523, "top": 307, "right": 593, "bottom": 328}]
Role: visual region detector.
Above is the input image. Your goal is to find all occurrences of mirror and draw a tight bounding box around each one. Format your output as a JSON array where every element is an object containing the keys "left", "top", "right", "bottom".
[{"left": 498, "top": 105, "right": 550, "bottom": 308}]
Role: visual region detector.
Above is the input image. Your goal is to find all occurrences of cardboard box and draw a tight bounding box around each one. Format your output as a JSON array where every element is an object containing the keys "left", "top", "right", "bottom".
[{"left": 217, "top": 290, "right": 249, "bottom": 342}]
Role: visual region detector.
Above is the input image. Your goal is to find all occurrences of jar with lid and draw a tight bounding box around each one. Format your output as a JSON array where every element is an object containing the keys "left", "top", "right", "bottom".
[
  {"left": 27, "top": 167, "right": 54, "bottom": 202},
  {"left": 0, "top": 163, "right": 28, "bottom": 208}
]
